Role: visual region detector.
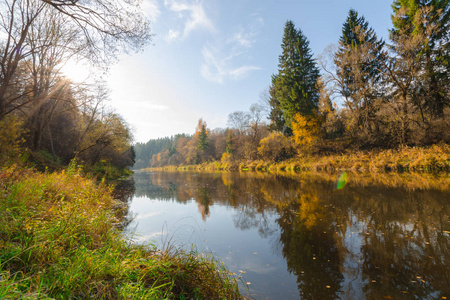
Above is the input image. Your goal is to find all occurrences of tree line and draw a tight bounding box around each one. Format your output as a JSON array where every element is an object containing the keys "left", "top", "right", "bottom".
[
  {"left": 136, "top": 0, "right": 449, "bottom": 168},
  {"left": 0, "top": 0, "right": 151, "bottom": 174}
]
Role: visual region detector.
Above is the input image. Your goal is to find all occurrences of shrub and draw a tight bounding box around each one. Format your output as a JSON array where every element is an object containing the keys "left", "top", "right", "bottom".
[{"left": 258, "top": 132, "right": 295, "bottom": 162}]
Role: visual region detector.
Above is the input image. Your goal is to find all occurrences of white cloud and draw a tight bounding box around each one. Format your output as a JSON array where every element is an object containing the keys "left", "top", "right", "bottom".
[
  {"left": 164, "top": 0, "right": 215, "bottom": 37},
  {"left": 229, "top": 65, "right": 261, "bottom": 80},
  {"left": 199, "top": 12, "right": 265, "bottom": 83},
  {"left": 201, "top": 43, "right": 261, "bottom": 84},
  {"left": 200, "top": 25, "right": 261, "bottom": 84},
  {"left": 231, "top": 30, "right": 255, "bottom": 49},
  {"left": 165, "top": 29, "right": 180, "bottom": 42},
  {"left": 200, "top": 46, "right": 226, "bottom": 83},
  {"left": 142, "top": 0, "right": 160, "bottom": 22}
]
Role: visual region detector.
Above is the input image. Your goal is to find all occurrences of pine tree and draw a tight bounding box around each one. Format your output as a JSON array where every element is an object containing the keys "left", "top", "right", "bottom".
[{"left": 275, "top": 20, "right": 320, "bottom": 132}]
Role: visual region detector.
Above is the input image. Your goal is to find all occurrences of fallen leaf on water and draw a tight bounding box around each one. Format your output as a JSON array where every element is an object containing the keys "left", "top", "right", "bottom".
[
  {"left": 246, "top": 282, "right": 251, "bottom": 285},
  {"left": 253, "top": 252, "right": 258, "bottom": 255}
]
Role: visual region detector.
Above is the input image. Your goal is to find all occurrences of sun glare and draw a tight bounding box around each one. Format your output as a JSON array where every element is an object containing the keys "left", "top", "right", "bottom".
[{"left": 61, "top": 60, "right": 92, "bottom": 83}]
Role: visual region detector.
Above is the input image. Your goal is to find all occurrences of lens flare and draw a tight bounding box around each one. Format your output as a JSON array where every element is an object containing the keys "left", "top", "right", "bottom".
[{"left": 337, "top": 172, "right": 348, "bottom": 190}]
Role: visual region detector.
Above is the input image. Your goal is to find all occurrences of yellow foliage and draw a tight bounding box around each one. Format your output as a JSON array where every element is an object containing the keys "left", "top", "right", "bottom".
[
  {"left": 297, "top": 193, "right": 325, "bottom": 229},
  {"left": 258, "top": 132, "right": 295, "bottom": 162},
  {"left": 0, "top": 115, "right": 23, "bottom": 164},
  {"left": 292, "top": 113, "right": 320, "bottom": 147},
  {"left": 221, "top": 152, "right": 232, "bottom": 163}
]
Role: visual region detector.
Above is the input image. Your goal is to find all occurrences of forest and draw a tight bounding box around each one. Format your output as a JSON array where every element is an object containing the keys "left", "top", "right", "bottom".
[
  {"left": 135, "top": 1, "right": 450, "bottom": 170},
  {"left": 0, "top": 0, "right": 150, "bottom": 177}
]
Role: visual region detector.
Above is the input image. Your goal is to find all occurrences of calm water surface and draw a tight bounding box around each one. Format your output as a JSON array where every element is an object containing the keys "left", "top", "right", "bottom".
[{"left": 123, "top": 171, "right": 450, "bottom": 299}]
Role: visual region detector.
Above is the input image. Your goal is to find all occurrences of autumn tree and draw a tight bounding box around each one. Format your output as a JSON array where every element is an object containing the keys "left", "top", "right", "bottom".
[
  {"left": 388, "top": 0, "right": 450, "bottom": 144},
  {"left": 377, "top": 2, "right": 446, "bottom": 145},
  {"left": 258, "top": 132, "right": 295, "bottom": 162},
  {"left": 21, "top": 8, "right": 80, "bottom": 151},
  {"left": 292, "top": 113, "right": 320, "bottom": 149},
  {"left": 391, "top": 0, "right": 449, "bottom": 118},
  {"left": 0, "top": 0, "right": 152, "bottom": 120},
  {"left": 333, "top": 9, "right": 385, "bottom": 145},
  {"left": 227, "top": 111, "right": 250, "bottom": 134}
]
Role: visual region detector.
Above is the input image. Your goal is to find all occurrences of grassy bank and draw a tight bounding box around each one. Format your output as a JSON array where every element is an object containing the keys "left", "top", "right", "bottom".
[
  {"left": 0, "top": 164, "right": 240, "bottom": 299},
  {"left": 147, "top": 144, "right": 450, "bottom": 173}
]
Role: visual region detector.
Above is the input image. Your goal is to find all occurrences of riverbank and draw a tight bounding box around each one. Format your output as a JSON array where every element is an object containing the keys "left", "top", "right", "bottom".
[
  {"left": 0, "top": 164, "right": 240, "bottom": 299},
  {"left": 146, "top": 144, "right": 450, "bottom": 173}
]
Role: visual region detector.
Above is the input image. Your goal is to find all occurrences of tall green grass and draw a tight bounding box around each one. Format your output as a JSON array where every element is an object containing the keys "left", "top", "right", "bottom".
[{"left": 0, "top": 164, "right": 240, "bottom": 299}]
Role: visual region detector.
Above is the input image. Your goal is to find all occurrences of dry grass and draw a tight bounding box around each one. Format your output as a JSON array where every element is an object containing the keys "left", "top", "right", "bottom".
[{"left": 145, "top": 145, "right": 450, "bottom": 174}]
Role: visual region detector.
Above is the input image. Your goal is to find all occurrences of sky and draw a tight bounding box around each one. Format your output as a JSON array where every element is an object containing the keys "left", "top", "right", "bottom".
[{"left": 66, "top": 0, "right": 394, "bottom": 143}]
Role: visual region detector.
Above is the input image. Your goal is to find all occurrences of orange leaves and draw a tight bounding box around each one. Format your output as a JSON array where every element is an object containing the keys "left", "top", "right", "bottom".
[{"left": 292, "top": 113, "right": 321, "bottom": 147}]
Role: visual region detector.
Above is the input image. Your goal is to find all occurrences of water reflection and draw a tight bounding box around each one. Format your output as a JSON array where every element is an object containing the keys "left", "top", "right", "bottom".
[
  {"left": 112, "top": 178, "right": 135, "bottom": 229},
  {"left": 128, "top": 171, "right": 450, "bottom": 299}
]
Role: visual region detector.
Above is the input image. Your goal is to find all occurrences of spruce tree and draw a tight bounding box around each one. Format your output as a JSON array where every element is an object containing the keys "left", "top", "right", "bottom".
[
  {"left": 275, "top": 20, "right": 320, "bottom": 132},
  {"left": 268, "top": 75, "right": 286, "bottom": 132},
  {"left": 197, "top": 124, "right": 209, "bottom": 152}
]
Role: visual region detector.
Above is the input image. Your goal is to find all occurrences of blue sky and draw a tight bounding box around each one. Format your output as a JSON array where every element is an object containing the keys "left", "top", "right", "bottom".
[{"left": 92, "top": 0, "right": 394, "bottom": 142}]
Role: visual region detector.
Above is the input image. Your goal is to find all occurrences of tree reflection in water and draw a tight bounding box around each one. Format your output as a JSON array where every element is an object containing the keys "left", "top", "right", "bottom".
[
  {"left": 130, "top": 170, "right": 450, "bottom": 299},
  {"left": 112, "top": 178, "right": 136, "bottom": 229}
]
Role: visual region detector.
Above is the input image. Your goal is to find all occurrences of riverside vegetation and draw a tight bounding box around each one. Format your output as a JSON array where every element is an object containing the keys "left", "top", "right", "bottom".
[
  {"left": 146, "top": 144, "right": 450, "bottom": 173},
  {"left": 0, "top": 163, "right": 240, "bottom": 299},
  {"left": 0, "top": 0, "right": 241, "bottom": 298}
]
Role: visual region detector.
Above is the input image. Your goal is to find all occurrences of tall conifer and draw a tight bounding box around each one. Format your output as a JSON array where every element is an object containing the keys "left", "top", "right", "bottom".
[{"left": 274, "top": 20, "right": 320, "bottom": 131}]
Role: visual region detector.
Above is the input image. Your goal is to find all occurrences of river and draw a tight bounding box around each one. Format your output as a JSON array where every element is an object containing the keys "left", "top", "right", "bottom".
[{"left": 121, "top": 171, "right": 450, "bottom": 299}]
